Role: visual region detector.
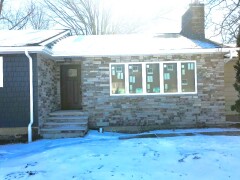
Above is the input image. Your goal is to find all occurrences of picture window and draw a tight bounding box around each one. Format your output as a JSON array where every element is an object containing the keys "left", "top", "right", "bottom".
[{"left": 110, "top": 61, "right": 196, "bottom": 95}]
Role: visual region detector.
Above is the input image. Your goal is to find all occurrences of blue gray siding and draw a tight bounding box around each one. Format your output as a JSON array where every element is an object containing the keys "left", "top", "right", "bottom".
[{"left": 0, "top": 54, "right": 38, "bottom": 127}]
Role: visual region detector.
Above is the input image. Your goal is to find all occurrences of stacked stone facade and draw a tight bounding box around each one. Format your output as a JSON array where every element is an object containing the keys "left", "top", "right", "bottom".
[
  {"left": 37, "top": 55, "right": 60, "bottom": 127},
  {"left": 36, "top": 53, "right": 226, "bottom": 131},
  {"left": 80, "top": 53, "right": 226, "bottom": 130}
]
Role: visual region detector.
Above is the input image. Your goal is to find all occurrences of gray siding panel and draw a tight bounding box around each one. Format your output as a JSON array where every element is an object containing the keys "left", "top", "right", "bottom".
[{"left": 0, "top": 54, "right": 38, "bottom": 127}]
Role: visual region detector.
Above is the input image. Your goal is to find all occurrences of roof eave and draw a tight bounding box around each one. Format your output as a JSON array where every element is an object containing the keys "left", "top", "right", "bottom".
[
  {"left": 52, "top": 47, "right": 240, "bottom": 58},
  {"left": 39, "top": 30, "right": 71, "bottom": 46},
  {"left": 0, "top": 46, "right": 53, "bottom": 55}
]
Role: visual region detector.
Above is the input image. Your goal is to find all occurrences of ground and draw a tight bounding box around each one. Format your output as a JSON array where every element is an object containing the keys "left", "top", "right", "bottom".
[{"left": 0, "top": 128, "right": 240, "bottom": 180}]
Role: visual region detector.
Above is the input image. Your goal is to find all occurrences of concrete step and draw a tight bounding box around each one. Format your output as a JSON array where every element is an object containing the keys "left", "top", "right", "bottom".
[
  {"left": 40, "top": 110, "right": 89, "bottom": 139},
  {"left": 49, "top": 110, "right": 87, "bottom": 116},
  {"left": 41, "top": 126, "right": 87, "bottom": 131},
  {"left": 41, "top": 131, "right": 87, "bottom": 139},
  {"left": 43, "top": 122, "right": 88, "bottom": 128},
  {"left": 40, "top": 126, "right": 88, "bottom": 139},
  {"left": 46, "top": 116, "right": 88, "bottom": 123}
]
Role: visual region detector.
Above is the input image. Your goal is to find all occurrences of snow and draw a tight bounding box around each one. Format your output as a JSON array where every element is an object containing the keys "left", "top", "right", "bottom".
[
  {"left": 0, "top": 30, "right": 67, "bottom": 47},
  {"left": 1, "top": 128, "right": 240, "bottom": 179},
  {"left": 52, "top": 34, "right": 220, "bottom": 57}
]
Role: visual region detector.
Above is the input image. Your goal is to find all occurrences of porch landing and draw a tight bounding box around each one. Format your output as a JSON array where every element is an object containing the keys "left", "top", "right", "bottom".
[{"left": 40, "top": 110, "right": 88, "bottom": 139}]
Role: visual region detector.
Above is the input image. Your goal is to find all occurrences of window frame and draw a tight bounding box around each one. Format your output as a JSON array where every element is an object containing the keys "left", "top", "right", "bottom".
[
  {"left": 0, "top": 56, "right": 3, "bottom": 88},
  {"left": 109, "top": 61, "right": 197, "bottom": 96},
  {"left": 110, "top": 64, "right": 126, "bottom": 94}
]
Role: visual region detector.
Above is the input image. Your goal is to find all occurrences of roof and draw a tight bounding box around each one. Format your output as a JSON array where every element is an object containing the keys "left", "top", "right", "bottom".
[
  {"left": 0, "top": 30, "right": 238, "bottom": 57},
  {"left": 52, "top": 33, "right": 222, "bottom": 57},
  {"left": 0, "top": 29, "right": 70, "bottom": 47}
]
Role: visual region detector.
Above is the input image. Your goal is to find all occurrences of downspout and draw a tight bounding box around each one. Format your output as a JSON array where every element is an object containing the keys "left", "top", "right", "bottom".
[{"left": 25, "top": 50, "right": 34, "bottom": 143}]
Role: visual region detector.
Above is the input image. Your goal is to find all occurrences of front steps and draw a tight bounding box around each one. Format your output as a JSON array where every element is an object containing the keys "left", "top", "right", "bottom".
[{"left": 40, "top": 110, "right": 88, "bottom": 139}]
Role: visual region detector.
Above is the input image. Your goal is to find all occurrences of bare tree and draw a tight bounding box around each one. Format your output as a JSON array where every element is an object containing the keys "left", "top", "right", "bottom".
[
  {"left": 43, "top": 0, "right": 120, "bottom": 35},
  {"left": 29, "top": 2, "right": 50, "bottom": 30},
  {"left": 0, "top": 0, "right": 50, "bottom": 30},
  {"left": 0, "top": 0, "right": 34, "bottom": 30},
  {"left": 205, "top": 0, "right": 240, "bottom": 43}
]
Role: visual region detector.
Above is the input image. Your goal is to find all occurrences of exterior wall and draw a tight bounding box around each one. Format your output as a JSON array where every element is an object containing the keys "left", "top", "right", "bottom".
[
  {"left": 80, "top": 54, "right": 226, "bottom": 130},
  {"left": 37, "top": 54, "right": 60, "bottom": 127},
  {"left": 37, "top": 58, "right": 84, "bottom": 128},
  {"left": 224, "top": 59, "right": 239, "bottom": 119},
  {"left": 0, "top": 54, "right": 38, "bottom": 129}
]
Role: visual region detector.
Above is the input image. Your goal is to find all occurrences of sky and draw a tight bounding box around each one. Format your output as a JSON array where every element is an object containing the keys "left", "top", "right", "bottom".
[
  {"left": 7, "top": 0, "right": 220, "bottom": 41},
  {"left": 9, "top": 0, "right": 193, "bottom": 33},
  {"left": 108, "top": 0, "right": 193, "bottom": 33}
]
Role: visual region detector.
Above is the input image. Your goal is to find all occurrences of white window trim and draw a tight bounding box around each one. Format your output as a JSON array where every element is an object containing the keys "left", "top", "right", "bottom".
[
  {"left": 0, "top": 56, "right": 3, "bottom": 88},
  {"left": 109, "top": 61, "right": 197, "bottom": 96}
]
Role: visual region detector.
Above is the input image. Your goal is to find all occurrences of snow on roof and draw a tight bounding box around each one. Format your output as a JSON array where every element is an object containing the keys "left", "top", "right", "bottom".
[
  {"left": 0, "top": 30, "right": 69, "bottom": 47},
  {"left": 52, "top": 33, "right": 221, "bottom": 57}
]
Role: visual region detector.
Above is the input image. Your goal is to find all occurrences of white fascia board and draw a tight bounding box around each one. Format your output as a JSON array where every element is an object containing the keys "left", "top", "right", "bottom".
[
  {"left": 52, "top": 47, "right": 240, "bottom": 57},
  {"left": 0, "top": 46, "right": 52, "bottom": 55}
]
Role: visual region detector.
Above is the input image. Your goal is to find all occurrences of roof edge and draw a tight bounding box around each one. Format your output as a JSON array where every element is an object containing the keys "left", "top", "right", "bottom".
[
  {"left": 39, "top": 29, "right": 71, "bottom": 47},
  {"left": 0, "top": 46, "right": 52, "bottom": 55},
  {"left": 52, "top": 47, "right": 240, "bottom": 57}
]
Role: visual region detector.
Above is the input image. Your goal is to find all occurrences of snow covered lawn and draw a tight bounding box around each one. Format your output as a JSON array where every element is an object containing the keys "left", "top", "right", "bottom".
[{"left": 1, "top": 129, "right": 240, "bottom": 180}]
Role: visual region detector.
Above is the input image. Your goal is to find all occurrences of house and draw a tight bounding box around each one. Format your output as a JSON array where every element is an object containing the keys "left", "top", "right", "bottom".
[
  {"left": 224, "top": 49, "right": 239, "bottom": 121},
  {"left": 0, "top": 2, "right": 239, "bottom": 140}
]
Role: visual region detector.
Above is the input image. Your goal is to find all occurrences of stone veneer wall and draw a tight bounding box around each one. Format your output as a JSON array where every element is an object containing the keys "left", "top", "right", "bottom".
[
  {"left": 81, "top": 53, "right": 226, "bottom": 130},
  {"left": 37, "top": 55, "right": 60, "bottom": 127}
]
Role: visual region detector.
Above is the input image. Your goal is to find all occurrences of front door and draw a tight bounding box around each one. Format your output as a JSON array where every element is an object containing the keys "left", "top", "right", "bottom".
[{"left": 61, "top": 65, "right": 82, "bottom": 109}]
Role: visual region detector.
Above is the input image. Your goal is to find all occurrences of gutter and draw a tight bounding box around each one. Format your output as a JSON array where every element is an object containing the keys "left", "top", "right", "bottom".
[
  {"left": 52, "top": 47, "right": 240, "bottom": 57},
  {"left": 25, "top": 50, "right": 34, "bottom": 143},
  {"left": 0, "top": 46, "right": 52, "bottom": 55}
]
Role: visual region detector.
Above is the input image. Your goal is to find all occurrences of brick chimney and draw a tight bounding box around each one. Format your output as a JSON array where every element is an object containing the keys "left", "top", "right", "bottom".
[{"left": 181, "top": 1, "right": 205, "bottom": 39}]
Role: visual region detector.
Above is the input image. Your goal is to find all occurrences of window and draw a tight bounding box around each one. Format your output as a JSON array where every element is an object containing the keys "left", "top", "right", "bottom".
[
  {"left": 163, "top": 63, "right": 178, "bottom": 93},
  {"left": 110, "top": 61, "right": 197, "bottom": 95},
  {"left": 181, "top": 62, "right": 196, "bottom": 92},
  {"left": 68, "top": 69, "right": 78, "bottom": 77},
  {"left": 146, "top": 63, "right": 160, "bottom": 93},
  {"left": 111, "top": 64, "right": 125, "bottom": 94},
  {"left": 0, "top": 57, "right": 3, "bottom": 87},
  {"left": 129, "top": 64, "right": 143, "bottom": 94}
]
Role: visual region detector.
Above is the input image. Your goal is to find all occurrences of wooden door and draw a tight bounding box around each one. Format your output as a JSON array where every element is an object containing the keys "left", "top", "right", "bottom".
[{"left": 61, "top": 65, "right": 82, "bottom": 109}]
